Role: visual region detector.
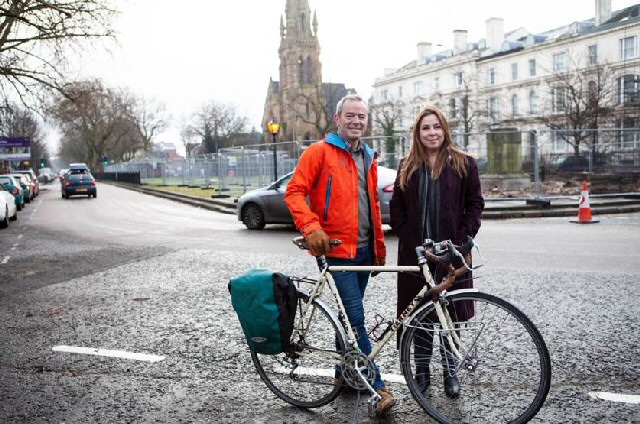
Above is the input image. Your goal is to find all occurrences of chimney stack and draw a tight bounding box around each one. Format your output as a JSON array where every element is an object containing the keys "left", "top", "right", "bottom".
[
  {"left": 485, "top": 17, "right": 504, "bottom": 52},
  {"left": 417, "top": 42, "right": 432, "bottom": 64},
  {"left": 595, "top": 0, "right": 612, "bottom": 26},
  {"left": 454, "top": 30, "right": 468, "bottom": 54}
]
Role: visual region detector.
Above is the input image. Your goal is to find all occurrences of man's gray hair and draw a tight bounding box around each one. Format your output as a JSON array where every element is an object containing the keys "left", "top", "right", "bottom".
[{"left": 335, "top": 93, "right": 367, "bottom": 115}]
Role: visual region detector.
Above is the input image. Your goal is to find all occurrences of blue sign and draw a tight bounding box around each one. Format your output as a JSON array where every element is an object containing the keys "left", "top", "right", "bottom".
[{"left": 0, "top": 136, "right": 30, "bottom": 148}]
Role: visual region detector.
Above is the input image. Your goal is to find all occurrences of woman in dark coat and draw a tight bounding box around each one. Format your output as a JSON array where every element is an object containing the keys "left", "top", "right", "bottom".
[{"left": 389, "top": 105, "right": 484, "bottom": 398}]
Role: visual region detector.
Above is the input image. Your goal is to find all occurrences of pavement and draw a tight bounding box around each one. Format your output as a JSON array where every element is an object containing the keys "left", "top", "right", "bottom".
[{"left": 108, "top": 182, "right": 640, "bottom": 220}]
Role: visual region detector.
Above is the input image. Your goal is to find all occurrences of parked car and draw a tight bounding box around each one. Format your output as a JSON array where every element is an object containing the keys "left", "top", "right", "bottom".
[
  {"left": 236, "top": 166, "right": 398, "bottom": 230},
  {"left": 13, "top": 169, "right": 39, "bottom": 197},
  {"left": 0, "top": 175, "right": 25, "bottom": 211},
  {"left": 4, "top": 173, "right": 33, "bottom": 203},
  {"left": 554, "top": 154, "right": 606, "bottom": 172},
  {"left": 0, "top": 183, "right": 18, "bottom": 228},
  {"left": 61, "top": 173, "right": 97, "bottom": 198}
]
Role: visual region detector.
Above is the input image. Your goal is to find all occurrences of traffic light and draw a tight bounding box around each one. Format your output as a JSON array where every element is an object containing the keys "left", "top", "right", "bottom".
[
  {"left": 101, "top": 155, "right": 109, "bottom": 165},
  {"left": 39, "top": 158, "right": 46, "bottom": 168}
]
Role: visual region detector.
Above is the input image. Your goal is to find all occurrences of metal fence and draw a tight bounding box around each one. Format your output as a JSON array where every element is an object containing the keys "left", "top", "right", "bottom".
[{"left": 104, "top": 128, "right": 640, "bottom": 196}]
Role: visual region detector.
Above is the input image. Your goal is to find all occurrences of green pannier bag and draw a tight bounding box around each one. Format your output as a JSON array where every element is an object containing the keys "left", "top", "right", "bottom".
[{"left": 228, "top": 269, "right": 297, "bottom": 355}]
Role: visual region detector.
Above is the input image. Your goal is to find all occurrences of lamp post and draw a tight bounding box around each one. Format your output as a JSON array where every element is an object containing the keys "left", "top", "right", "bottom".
[{"left": 268, "top": 119, "right": 281, "bottom": 181}]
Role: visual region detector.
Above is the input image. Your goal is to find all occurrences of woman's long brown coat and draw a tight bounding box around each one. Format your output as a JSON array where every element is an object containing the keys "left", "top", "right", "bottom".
[{"left": 389, "top": 157, "right": 485, "bottom": 319}]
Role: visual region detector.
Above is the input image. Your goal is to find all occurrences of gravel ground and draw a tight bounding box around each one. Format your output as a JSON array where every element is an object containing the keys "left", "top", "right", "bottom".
[{"left": 1, "top": 246, "right": 638, "bottom": 423}]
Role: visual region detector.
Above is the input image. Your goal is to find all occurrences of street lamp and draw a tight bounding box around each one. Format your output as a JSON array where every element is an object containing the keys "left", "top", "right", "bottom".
[{"left": 268, "top": 119, "right": 281, "bottom": 181}]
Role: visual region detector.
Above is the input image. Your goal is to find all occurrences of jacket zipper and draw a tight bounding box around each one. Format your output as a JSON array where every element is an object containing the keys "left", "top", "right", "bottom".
[{"left": 323, "top": 173, "right": 332, "bottom": 222}]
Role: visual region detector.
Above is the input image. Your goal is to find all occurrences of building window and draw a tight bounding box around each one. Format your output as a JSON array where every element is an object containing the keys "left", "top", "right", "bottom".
[
  {"left": 588, "top": 44, "right": 598, "bottom": 65},
  {"left": 553, "top": 52, "right": 567, "bottom": 73},
  {"left": 511, "top": 94, "right": 519, "bottom": 116},
  {"left": 619, "top": 117, "right": 639, "bottom": 148},
  {"left": 528, "top": 59, "right": 537, "bottom": 77},
  {"left": 488, "top": 68, "right": 497, "bottom": 85},
  {"left": 618, "top": 74, "right": 640, "bottom": 104},
  {"left": 529, "top": 90, "right": 538, "bottom": 114},
  {"left": 297, "top": 55, "right": 304, "bottom": 84},
  {"left": 449, "top": 98, "right": 457, "bottom": 119},
  {"left": 455, "top": 71, "right": 463, "bottom": 87},
  {"left": 553, "top": 87, "right": 567, "bottom": 112},
  {"left": 620, "top": 35, "right": 637, "bottom": 60},
  {"left": 588, "top": 80, "right": 598, "bottom": 107},
  {"left": 397, "top": 110, "right": 404, "bottom": 128},
  {"left": 488, "top": 97, "right": 499, "bottom": 124},
  {"left": 381, "top": 89, "right": 388, "bottom": 101},
  {"left": 398, "top": 85, "right": 403, "bottom": 98},
  {"left": 511, "top": 63, "right": 518, "bottom": 81},
  {"left": 413, "top": 81, "right": 424, "bottom": 96},
  {"left": 552, "top": 129, "right": 568, "bottom": 151},
  {"left": 434, "top": 77, "right": 440, "bottom": 91}
]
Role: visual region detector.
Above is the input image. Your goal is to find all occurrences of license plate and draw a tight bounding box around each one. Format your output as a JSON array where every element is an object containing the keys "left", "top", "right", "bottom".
[{"left": 76, "top": 188, "right": 87, "bottom": 192}]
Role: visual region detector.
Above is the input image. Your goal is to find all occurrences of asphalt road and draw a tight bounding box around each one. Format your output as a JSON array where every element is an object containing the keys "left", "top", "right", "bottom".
[{"left": 0, "top": 183, "right": 638, "bottom": 423}]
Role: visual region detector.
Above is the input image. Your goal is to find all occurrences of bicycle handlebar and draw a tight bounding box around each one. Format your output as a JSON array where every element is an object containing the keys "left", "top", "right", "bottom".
[
  {"left": 292, "top": 236, "right": 342, "bottom": 251},
  {"left": 417, "top": 236, "right": 482, "bottom": 272}
]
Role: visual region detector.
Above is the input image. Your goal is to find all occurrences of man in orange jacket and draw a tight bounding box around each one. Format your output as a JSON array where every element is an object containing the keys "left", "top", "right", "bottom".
[{"left": 284, "top": 93, "right": 395, "bottom": 415}]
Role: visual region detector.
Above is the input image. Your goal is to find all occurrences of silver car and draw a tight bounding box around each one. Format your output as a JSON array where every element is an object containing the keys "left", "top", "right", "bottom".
[{"left": 237, "top": 166, "right": 397, "bottom": 230}]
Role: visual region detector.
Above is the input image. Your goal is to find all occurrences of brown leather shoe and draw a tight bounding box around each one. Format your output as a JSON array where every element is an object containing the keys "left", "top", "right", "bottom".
[{"left": 375, "top": 387, "right": 396, "bottom": 415}]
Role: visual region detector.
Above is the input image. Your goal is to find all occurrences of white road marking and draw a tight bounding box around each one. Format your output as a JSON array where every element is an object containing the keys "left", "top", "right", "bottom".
[
  {"left": 588, "top": 391, "right": 640, "bottom": 404},
  {"left": 1, "top": 256, "right": 9, "bottom": 264},
  {"left": 52, "top": 345, "right": 165, "bottom": 363}
]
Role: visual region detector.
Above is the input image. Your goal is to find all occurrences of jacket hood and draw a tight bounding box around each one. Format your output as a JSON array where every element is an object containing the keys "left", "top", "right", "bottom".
[{"left": 325, "top": 132, "right": 376, "bottom": 161}]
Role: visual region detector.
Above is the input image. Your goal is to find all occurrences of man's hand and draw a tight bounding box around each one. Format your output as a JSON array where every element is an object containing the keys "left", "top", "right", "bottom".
[{"left": 306, "top": 229, "right": 330, "bottom": 256}]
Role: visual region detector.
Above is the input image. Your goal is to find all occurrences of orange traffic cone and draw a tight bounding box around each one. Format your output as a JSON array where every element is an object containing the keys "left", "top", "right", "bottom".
[{"left": 571, "top": 181, "right": 599, "bottom": 224}]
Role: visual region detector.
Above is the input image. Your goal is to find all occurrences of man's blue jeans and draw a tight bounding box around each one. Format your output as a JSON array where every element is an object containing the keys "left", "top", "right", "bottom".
[{"left": 327, "top": 244, "right": 384, "bottom": 390}]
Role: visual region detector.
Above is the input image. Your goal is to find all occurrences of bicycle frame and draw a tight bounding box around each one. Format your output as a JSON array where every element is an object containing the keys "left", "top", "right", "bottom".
[{"left": 296, "top": 259, "right": 464, "bottom": 369}]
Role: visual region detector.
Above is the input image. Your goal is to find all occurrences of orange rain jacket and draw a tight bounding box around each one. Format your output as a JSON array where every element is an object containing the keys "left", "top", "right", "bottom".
[{"left": 284, "top": 133, "right": 386, "bottom": 261}]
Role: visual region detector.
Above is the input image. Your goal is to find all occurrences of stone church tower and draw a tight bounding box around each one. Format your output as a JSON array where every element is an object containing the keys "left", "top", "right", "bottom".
[{"left": 262, "top": 0, "right": 348, "bottom": 142}]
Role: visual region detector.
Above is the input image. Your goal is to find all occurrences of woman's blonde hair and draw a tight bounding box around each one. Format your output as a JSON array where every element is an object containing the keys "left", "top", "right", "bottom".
[{"left": 397, "top": 105, "right": 470, "bottom": 190}]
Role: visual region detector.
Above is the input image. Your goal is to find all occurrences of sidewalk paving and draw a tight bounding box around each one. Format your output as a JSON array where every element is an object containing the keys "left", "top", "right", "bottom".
[{"left": 108, "top": 182, "right": 640, "bottom": 220}]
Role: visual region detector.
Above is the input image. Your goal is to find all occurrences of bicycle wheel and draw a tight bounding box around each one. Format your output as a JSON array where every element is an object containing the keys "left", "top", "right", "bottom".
[
  {"left": 400, "top": 291, "right": 551, "bottom": 424},
  {"left": 251, "top": 289, "right": 346, "bottom": 408}
]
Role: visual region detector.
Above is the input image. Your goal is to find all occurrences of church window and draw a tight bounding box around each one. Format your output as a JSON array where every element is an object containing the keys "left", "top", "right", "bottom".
[
  {"left": 298, "top": 55, "right": 304, "bottom": 84},
  {"left": 305, "top": 56, "right": 313, "bottom": 84}
]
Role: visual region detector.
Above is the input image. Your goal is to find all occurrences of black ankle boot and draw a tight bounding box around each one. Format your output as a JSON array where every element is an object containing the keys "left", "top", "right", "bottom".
[
  {"left": 415, "top": 367, "right": 431, "bottom": 392},
  {"left": 444, "top": 375, "right": 460, "bottom": 398}
]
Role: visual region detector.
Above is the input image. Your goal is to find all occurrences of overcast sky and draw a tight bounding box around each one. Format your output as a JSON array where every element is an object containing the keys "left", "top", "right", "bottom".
[{"left": 72, "top": 0, "right": 638, "bottom": 149}]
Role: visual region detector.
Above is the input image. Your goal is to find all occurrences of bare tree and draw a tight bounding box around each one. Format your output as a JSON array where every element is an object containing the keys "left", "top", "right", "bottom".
[
  {"left": 50, "top": 79, "right": 144, "bottom": 169},
  {"left": 0, "top": 0, "right": 116, "bottom": 105},
  {"left": 182, "top": 101, "right": 248, "bottom": 154},
  {"left": 130, "top": 97, "right": 171, "bottom": 153},
  {"left": 0, "top": 102, "right": 47, "bottom": 166},
  {"left": 287, "top": 83, "right": 346, "bottom": 139},
  {"left": 541, "top": 61, "right": 616, "bottom": 157}
]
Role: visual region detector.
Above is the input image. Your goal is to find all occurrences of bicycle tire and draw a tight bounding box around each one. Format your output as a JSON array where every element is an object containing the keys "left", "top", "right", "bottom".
[
  {"left": 251, "top": 289, "right": 346, "bottom": 408},
  {"left": 400, "top": 290, "right": 551, "bottom": 424}
]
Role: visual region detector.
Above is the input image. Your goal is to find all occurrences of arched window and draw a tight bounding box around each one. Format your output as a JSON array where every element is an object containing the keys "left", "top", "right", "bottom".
[
  {"left": 511, "top": 94, "right": 519, "bottom": 116},
  {"left": 297, "top": 55, "right": 304, "bottom": 85},
  {"left": 304, "top": 56, "right": 313, "bottom": 84}
]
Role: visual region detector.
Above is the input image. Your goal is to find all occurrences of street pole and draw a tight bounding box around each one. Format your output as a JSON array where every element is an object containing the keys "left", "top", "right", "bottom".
[
  {"left": 267, "top": 120, "right": 281, "bottom": 182},
  {"left": 272, "top": 132, "right": 278, "bottom": 181}
]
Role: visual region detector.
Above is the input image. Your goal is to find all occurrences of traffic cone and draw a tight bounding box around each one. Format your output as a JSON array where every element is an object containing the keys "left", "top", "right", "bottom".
[{"left": 571, "top": 181, "right": 599, "bottom": 224}]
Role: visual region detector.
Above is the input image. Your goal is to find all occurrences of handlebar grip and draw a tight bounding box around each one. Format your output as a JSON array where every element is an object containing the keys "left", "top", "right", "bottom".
[{"left": 292, "top": 236, "right": 342, "bottom": 250}]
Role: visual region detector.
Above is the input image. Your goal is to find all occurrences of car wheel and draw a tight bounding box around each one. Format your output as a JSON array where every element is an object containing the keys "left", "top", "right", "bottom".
[
  {"left": 17, "top": 203, "right": 22, "bottom": 211},
  {"left": 10, "top": 208, "right": 17, "bottom": 221},
  {"left": 242, "top": 203, "right": 266, "bottom": 230}
]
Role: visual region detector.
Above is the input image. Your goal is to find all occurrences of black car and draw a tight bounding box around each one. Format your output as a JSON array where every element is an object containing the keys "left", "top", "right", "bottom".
[{"left": 62, "top": 173, "right": 97, "bottom": 198}]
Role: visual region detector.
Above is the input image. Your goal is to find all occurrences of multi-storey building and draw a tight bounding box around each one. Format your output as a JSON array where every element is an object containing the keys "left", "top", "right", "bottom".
[{"left": 370, "top": 0, "right": 640, "bottom": 162}]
